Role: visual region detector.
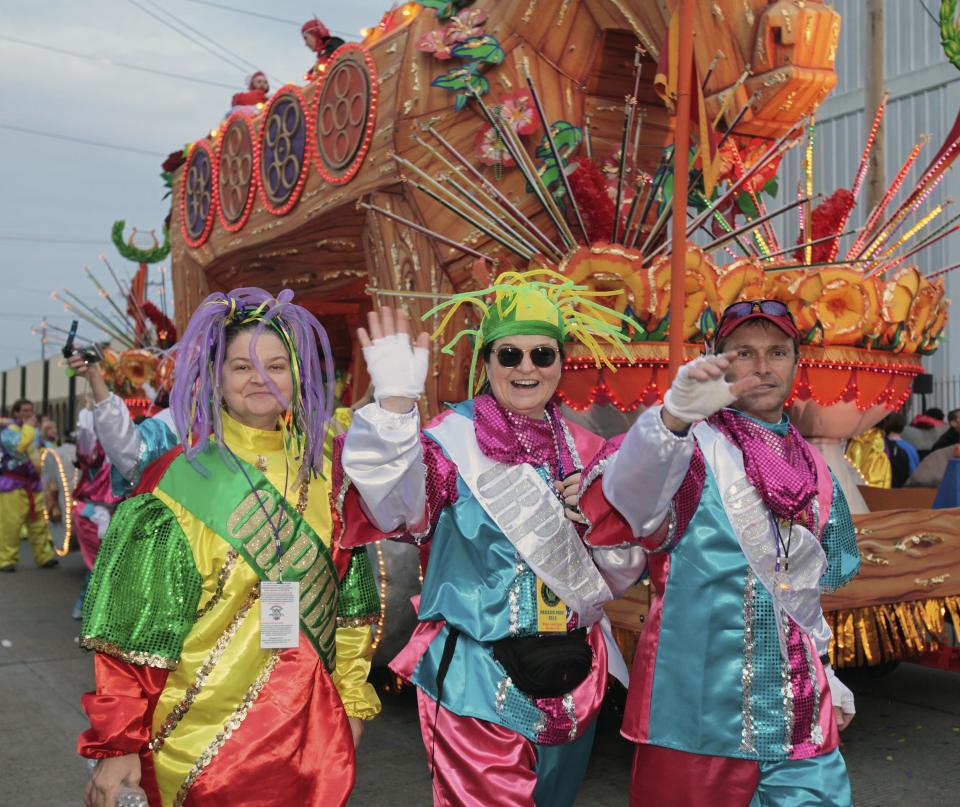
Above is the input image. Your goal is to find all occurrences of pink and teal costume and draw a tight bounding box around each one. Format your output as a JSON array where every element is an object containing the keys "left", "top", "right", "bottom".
[
  {"left": 336, "top": 394, "right": 641, "bottom": 807},
  {"left": 580, "top": 405, "right": 860, "bottom": 807}
]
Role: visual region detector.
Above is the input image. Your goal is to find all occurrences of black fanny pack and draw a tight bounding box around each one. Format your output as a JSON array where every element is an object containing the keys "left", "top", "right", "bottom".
[{"left": 492, "top": 628, "right": 593, "bottom": 699}]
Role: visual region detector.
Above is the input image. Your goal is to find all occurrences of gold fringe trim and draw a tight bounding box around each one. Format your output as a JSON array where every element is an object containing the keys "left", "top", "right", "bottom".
[
  {"left": 195, "top": 550, "right": 240, "bottom": 620},
  {"left": 336, "top": 613, "right": 380, "bottom": 628},
  {"left": 79, "top": 637, "right": 178, "bottom": 671},
  {"left": 151, "top": 588, "right": 260, "bottom": 753},
  {"left": 173, "top": 650, "right": 281, "bottom": 807},
  {"left": 827, "top": 596, "right": 960, "bottom": 668}
]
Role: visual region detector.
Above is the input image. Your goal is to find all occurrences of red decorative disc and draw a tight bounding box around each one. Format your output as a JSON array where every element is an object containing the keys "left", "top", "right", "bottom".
[
  {"left": 216, "top": 115, "right": 257, "bottom": 232},
  {"left": 313, "top": 44, "right": 378, "bottom": 185},
  {"left": 180, "top": 139, "right": 215, "bottom": 248}
]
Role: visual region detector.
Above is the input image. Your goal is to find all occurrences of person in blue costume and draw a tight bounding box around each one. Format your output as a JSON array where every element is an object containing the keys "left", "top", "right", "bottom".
[
  {"left": 67, "top": 351, "right": 178, "bottom": 498},
  {"left": 579, "top": 300, "right": 861, "bottom": 807},
  {"left": 335, "top": 272, "right": 646, "bottom": 807}
]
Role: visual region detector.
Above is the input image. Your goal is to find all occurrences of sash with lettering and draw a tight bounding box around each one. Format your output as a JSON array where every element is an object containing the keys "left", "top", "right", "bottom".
[
  {"left": 427, "top": 412, "right": 613, "bottom": 626},
  {"left": 156, "top": 445, "right": 340, "bottom": 670},
  {"left": 694, "top": 421, "right": 834, "bottom": 658}
]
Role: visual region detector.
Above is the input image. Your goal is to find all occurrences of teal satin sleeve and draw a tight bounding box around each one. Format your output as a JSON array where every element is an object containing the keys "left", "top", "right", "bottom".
[
  {"left": 110, "top": 417, "right": 178, "bottom": 497},
  {"left": 819, "top": 474, "right": 860, "bottom": 593}
]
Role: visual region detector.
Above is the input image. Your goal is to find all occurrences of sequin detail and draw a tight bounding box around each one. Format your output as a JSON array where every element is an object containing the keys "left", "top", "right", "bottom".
[
  {"left": 195, "top": 551, "right": 239, "bottom": 620},
  {"left": 81, "top": 494, "right": 202, "bottom": 667},
  {"left": 819, "top": 477, "right": 860, "bottom": 592},
  {"left": 739, "top": 569, "right": 757, "bottom": 754},
  {"left": 151, "top": 587, "right": 260, "bottom": 753},
  {"left": 172, "top": 650, "right": 280, "bottom": 807},
  {"left": 780, "top": 611, "right": 796, "bottom": 755},
  {"left": 78, "top": 638, "right": 178, "bottom": 670},
  {"left": 336, "top": 547, "right": 381, "bottom": 627}
]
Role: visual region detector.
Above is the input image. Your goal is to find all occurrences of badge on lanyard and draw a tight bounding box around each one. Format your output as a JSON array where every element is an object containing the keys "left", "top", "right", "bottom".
[
  {"left": 260, "top": 581, "right": 300, "bottom": 649},
  {"left": 536, "top": 579, "right": 568, "bottom": 633}
]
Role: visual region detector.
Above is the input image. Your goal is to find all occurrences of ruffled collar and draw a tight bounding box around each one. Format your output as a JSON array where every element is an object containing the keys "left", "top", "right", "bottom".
[
  {"left": 472, "top": 394, "right": 573, "bottom": 472},
  {"left": 220, "top": 410, "right": 284, "bottom": 455}
]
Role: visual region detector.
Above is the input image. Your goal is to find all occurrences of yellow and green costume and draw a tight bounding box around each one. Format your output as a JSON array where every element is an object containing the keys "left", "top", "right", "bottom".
[
  {"left": 78, "top": 413, "right": 380, "bottom": 807},
  {"left": 0, "top": 420, "right": 55, "bottom": 568}
]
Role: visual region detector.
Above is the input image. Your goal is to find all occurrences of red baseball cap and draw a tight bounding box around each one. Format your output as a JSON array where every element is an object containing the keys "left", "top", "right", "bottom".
[{"left": 714, "top": 299, "right": 800, "bottom": 347}]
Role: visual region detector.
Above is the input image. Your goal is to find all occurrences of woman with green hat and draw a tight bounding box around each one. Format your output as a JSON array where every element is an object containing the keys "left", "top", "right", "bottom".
[{"left": 334, "top": 271, "right": 645, "bottom": 806}]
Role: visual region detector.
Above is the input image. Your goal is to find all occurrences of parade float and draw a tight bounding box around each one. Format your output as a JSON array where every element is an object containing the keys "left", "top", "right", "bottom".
[
  {"left": 41, "top": 221, "right": 177, "bottom": 557},
  {"left": 165, "top": 0, "right": 958, "bottom": 669}
]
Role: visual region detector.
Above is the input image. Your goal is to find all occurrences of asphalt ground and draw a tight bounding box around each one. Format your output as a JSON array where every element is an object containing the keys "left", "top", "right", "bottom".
[{"left": 1, "top": 546, "right": 957, "bottom": 806}]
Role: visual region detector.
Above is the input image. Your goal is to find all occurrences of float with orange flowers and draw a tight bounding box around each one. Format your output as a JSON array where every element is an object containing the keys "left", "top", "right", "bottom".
[{"left": 162, "top": 1, "right": 959, "bottom": 670}]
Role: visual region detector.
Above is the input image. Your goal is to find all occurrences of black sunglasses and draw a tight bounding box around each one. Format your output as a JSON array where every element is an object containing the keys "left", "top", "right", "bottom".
[{"left": 492, "top": 345, "right": 559, "bottom": 368}]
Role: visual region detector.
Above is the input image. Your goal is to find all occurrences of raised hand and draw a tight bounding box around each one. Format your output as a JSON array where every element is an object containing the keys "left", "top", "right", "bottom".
[
  {"left": 66, "top": 352, "right": 111, "bottom": 404},
  {"left": 357, "top": 306, "right": 431, "bottom": 414},
  {"left": 662, "top": 352, "right": 763, "bottom": 430}
]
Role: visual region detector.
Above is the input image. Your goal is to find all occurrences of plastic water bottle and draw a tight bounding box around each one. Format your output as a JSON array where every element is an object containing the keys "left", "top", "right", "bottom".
[{"left": 84, "top": 758, "right": 150, "bottom": 806}]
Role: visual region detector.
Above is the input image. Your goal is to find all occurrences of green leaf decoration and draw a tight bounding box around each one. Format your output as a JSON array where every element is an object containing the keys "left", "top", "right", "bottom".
[
  {"left": 414, "top": 0, "right": 474, "bottom": 21},
  {"left": 451, "top": 35, "right": 504, "bottom": 64},
  {"left": 940, "top": 0, "right": 960, "bottom": 71},
  {"left": 737, "top": 192, "right": 759, "bottom": 219},
  {"left": 535, "top": 121, "right": 583, "bottom": 160},
  {"left": 432, "top": 66, "right": 487, "bottom": 92},
  {"left": 763, "top": 176, "right": 779, "bottom": 198},
  {"left": 111, "top": 220, "right": 171, "bottom": 265}
]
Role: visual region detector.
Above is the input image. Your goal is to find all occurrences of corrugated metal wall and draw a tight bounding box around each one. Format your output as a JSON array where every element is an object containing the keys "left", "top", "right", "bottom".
[{"left": 774, "top": 0, "right": 960, "bottom": 412}]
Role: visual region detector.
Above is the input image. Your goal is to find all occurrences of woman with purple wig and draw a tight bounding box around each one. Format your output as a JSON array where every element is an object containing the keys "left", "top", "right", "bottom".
[{"left": 77, "top": 288, "right": 381, "bottom": 807}]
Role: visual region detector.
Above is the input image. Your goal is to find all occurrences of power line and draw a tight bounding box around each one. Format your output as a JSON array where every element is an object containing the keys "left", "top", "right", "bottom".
[
  {"left": 140, "top": 0, "right": 275, "bottom": 82},
  {"left": 0, "top": 123, "right": 167, "bottom": 158},
  {"left": 175, "top": 0, "right": 357, "bottom": 39},
  {"left": 0, "top": 235, "right": 112, "bottom": 245},
  {"left": 127, "top": 0, "right": 250, "bottom": 75},
  {"left": 0, "top": 34, "right": 236, "bottom": 90}
]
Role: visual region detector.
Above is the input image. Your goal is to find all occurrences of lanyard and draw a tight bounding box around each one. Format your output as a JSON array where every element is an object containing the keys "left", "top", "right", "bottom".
[{"left": 224, "top": 444, "right": 290, "bottom": 574}]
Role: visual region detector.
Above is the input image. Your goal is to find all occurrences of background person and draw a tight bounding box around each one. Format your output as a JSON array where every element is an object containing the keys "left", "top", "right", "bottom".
[{"left": 0, "top": 399, "right": 57, "bottom": 572}]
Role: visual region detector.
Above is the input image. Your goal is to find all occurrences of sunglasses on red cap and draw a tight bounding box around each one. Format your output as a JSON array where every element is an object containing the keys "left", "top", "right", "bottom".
[{"left": 714, "top": 300, "right": 799, "bottom": 343}]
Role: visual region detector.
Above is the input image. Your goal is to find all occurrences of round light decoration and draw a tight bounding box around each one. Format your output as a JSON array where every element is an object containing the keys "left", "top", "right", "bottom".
[
  {"left": 312, "top": 44, "right": 378, "bottom": 185},
  {"left": 216, "top": 113, "right": 258, "bottom": 232},
  {"left": 180, "top": 139, "right": 216, "bottom": 247},
  {"left": 258, "top": 85, "right": 312, "bottom": 215}
]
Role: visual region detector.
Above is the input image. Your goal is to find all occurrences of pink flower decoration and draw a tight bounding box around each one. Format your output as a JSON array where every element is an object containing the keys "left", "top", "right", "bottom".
[
  {"left": 475, "top": 126, "right": 515, "bottom": 167},
  {"left": 417, "top": 28, "right": 453, "bottom": 59},
  {"left": 496, "top": 90, "right": 538, "bottom": 136},
  {"left": 445, "top": 8, "right": 488, "bottom": 43}
]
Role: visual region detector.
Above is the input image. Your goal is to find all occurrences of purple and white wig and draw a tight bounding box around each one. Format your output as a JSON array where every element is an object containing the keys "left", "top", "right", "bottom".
[{"left": 170, "top": 287, "right": 335, "bottom": 479}]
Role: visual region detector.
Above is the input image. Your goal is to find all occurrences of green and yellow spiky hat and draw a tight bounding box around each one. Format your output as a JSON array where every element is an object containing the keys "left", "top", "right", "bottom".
[{"left": 424, "top": 268, "right": 639, "bottom": 395}]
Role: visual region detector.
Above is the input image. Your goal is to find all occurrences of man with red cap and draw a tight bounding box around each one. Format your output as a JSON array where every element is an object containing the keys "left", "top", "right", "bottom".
[
  {"left": 578, "top": 300, "right": 861, "bottom": 806},
  {"left": 302, "top": 18, "right": 344, "bottom": 80}
]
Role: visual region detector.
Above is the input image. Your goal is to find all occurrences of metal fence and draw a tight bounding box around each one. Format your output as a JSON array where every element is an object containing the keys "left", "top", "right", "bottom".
[{"left": 930, "top": 376, "right": 960, "bottom": 416}]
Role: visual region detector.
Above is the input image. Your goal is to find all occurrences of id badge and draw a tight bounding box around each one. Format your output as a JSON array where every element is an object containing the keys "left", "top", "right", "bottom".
[
  {"left": 260, "top": 581, "right": 300, "bottom": 649},
  {"left": 536, "top": 579, "right": 567, "bottom": 633}
]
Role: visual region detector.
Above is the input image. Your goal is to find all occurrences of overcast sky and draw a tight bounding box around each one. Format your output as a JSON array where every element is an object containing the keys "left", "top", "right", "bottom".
[{"left": 1, "top": 0, "right": 387, "bottom": 367}]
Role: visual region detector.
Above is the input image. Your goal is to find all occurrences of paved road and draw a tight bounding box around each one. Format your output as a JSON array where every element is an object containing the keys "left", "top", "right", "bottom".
[{"left": 1, "top": 547, "right": 957, "bottom": 806}]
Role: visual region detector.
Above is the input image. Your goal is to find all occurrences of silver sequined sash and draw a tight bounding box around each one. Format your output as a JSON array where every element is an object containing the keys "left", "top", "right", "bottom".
[
  {"left": 427, "top": 413, "right": 612, "bottom": 625},
  {"left": 694, "top": 422, "right": 832, "bottom": 659}
]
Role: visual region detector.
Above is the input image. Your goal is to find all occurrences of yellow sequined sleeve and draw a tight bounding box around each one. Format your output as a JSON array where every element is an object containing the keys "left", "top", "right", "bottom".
[{"left": 332, "top": 625, "right": 381, "bottom": 720}]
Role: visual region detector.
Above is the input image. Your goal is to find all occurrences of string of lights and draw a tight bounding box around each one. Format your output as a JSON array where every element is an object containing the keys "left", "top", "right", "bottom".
[
  {"left": 0, "top": 34, "right": 236, "bottom": 89},
  {"left": 0, "top": 123, "right": 167, "bottom": 158}
]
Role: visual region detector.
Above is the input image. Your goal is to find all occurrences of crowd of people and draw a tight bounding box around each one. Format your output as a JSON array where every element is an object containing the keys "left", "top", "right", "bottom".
[{"left": 3, "top": 281, "right": 957, "bottom": 806}]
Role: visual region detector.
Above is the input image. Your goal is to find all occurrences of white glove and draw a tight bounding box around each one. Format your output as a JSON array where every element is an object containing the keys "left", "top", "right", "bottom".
[
  {"left": 824, "top": 664, "right": 855, "bottom": 717},
  {"left": 362, "top": 334, "right": 430, "bottom": 402},
  {"left": 663, "top": 356, "right": 736, "bottom": 423}
]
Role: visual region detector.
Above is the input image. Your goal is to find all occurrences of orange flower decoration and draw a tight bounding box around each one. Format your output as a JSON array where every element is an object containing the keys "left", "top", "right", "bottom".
[
  {"left": 809, "top": 268, "right": 877, "bottom": 344},
  {"left": 561, "top": 244, "right": 649, "bottom": 330}
]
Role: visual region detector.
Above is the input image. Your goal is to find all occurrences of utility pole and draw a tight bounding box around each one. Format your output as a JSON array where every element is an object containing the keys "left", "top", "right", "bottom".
[{"left": 866, "top": 0, "right": 886, "bottom": 210}]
